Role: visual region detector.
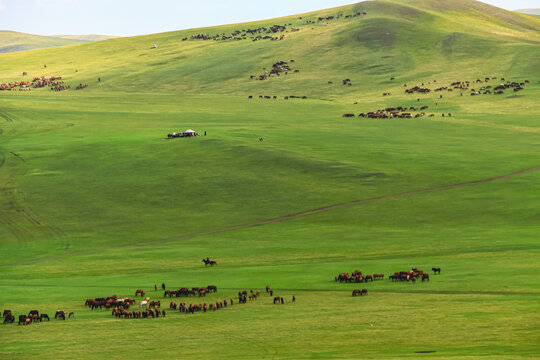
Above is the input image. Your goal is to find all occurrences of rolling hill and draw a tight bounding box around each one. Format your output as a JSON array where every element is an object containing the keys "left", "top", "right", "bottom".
[
  {"left": 53, "top": 34, "right": 119, "bottom": 41},
  {"left": 0, "top": 0, "right": 539, "bottom": 358},
  {"left": 0, "top": 30, "right": 87, "bottom": 54},
  {"left": 515, "top": 8, "right": 540, "bottom": 16}
]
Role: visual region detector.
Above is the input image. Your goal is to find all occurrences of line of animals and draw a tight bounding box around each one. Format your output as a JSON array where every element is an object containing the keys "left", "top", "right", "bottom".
[
  {"left": 164, "top": 285, "right": 218, "bottom": 297},
  {"left": 248, "top": 95, "right": 308, "bottom": 100},
  {"left": 343, "top": 106, "right": 450, "bottom": 119},
  {"left": 303, "top": 11, "right": 366, "bottom": 24},
  {"left": 109, "top": 286, "right": 295, "bottom": 319},
  {"left": 399, "top": 78, "right": 530, "bottom": 96},
  {"left": 2, "top": 309, "right": 72, "bottom": 325},
  {"left": 182, "top": 24, "right": 295, "bottom": 42},
  {"left": 336, "top": 268, "right": 441, "bottom": 283}
]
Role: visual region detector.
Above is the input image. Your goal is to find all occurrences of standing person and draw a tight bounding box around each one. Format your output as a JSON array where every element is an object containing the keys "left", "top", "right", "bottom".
[
  {"left": 204, "top": 131, "right": 206, "bottom": 136},
  {"left": 162, "top": 283, "right": 166, "bottom": 291},
  {"left": 98, "top": 77, "right": 101, "bottom": 82},
  {"left": 154, "top": 284, "right": 157, "bottom": 291}
]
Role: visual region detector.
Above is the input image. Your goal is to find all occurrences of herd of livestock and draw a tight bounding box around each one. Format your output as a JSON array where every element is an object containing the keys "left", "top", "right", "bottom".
[
  {"left": 343, "top": 105, "right": 437, "bottom": 119},
  {"left": 0, "top": 76, "right": 88, "bottom": 92},
  {"left": 181, "top": 10, "right": 367, "bottom": 43},
  {"left": 182, "top": 24, "right": 294, "bottom": 42},
  {"left": 251, "top": 60, "right": 299, "bottom": 81},
  {"left": 401, "top": 77, "right": 530, "bottom": 96},
  {"left": 2, "top": 309, "right": 72, "bottom": 325},
  {"left": 3, "top": 265, "right": 441, "bottom": 325},
  {"left": 336, "top": 267, "right": 441, "bottom": 284}
]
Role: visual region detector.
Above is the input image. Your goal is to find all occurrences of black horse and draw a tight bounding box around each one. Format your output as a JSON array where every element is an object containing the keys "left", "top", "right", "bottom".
[
  {"left": 202, "top": 258, "right": 218, "bottom": 267},
  {"left": 432, "top": 267, "right": 441, "bottom": 274}
]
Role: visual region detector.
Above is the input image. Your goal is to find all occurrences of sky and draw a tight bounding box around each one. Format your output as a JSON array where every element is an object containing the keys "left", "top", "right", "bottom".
[{"left": 0, "top": 0, "right": 538, "bottom": 37}]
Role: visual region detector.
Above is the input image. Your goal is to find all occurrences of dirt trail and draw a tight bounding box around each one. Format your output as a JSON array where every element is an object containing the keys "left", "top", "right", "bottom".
[{"left": 1, "top": 164, "right": 539, "bottom": 268}]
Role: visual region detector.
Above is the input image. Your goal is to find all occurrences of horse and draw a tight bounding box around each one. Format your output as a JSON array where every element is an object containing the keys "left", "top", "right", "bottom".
[
  {"left": 3, "top": 314, "right": 14, "bottom": 324},
  {"left": 55, "top": 311, "right": 66, "bottom": 320},
  {"left": 432, "top": 267, "right": 441, "bottom": 274},
  {"left": 3, "top": 309, "right": 12, "bottom": 318},
  {"left": 135, "top": 289, "right": 145, "bottom": 297},
  {"left": 208, "top": 285, "right": 217, "bottom": 293},
  {"left": 422, "top": 273, "right": 430, "bottom": 282},
  {"left": 140, "top": 300, "right": 148, "bottom": 308},
  {"left": 68, "top": 312, "right": 75, "bottom": 318},
  {"left": 40, "top": 314, "right": 50, "bottom": 322},
  {"left": 202, "top": 259, "right": 218, "bottom": 267},
  {"left": 18, "top": 315, "right": 29, "bottom": 325},
  {"left": 28, "top": 310, "right": 39, "bottom": 317}
]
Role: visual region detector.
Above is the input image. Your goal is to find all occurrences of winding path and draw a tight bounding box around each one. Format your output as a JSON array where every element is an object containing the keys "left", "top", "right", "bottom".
[{"left": 1, "top": 164, "right": 539, "bottom": 268}]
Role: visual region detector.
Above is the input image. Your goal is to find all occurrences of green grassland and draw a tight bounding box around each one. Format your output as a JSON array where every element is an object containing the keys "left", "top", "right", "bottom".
[{"left": 0, "top": 0, "right": 539, "bottom": 358}]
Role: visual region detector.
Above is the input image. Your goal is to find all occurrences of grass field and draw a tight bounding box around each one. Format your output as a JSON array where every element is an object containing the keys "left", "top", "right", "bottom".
[{"left": 1, "top": 0, "right": 539, "bottom": 358}]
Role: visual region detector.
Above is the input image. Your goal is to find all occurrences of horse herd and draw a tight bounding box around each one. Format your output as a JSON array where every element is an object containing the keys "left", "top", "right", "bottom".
[
  {"left": 399, "top": 77, "right": 530, "bottom": 97},
  {"left": 2, "top": 309, "right": 72, "bottom": 325},
  {"left": 343, "top": 106, "right": 442, "bottom": 119},
  {"left": 250, "top": 60, "right": 298, "bottom": 81},
  {"left": 336, "top": 267, "right": 441, "bottom": 287},
  {"left": 106, "top": 286, "right": 296, "bottom": 319},
  {"left": 182, "top": 24, "right": 294, "bottom": 42},
  {"left": 249, "top": 95, "right": 308, "bottom": 100}
]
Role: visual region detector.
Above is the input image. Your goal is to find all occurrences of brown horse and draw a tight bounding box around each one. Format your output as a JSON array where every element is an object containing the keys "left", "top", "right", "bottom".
[{"left": 135, "top": 289, "right": 145, "bottom": 297}]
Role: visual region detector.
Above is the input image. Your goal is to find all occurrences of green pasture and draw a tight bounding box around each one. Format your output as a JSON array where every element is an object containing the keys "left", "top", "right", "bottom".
[{"left": 1, "top": 0, "right": 539, "bottom": 358}]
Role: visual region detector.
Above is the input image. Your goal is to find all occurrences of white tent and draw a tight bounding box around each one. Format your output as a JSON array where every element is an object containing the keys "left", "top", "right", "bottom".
[{"left": 184, "top": 129, "right": 198, "bottom": 136}]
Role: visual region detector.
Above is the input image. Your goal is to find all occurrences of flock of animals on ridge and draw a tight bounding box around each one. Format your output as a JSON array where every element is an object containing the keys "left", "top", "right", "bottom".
[
  {"left": 181, "top": 10, "right": 367, "bottom": 43},
  {"left": 2, "top": 261, "right": 442, "bottom": 325}
]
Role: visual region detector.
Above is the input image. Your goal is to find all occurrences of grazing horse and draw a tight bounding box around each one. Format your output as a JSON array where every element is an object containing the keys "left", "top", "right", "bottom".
[
  {"left": 18, "top": 315, "right": 29, "bottom": 325},
  {"left": 68, "top": 312, "right": 75, "bottom": 318},
  {"left": 3, "top": 309, "right": 12, "bottom": 318},
  {"left": 40, "top": 314, "right": 50, "bottom": 322},
  {"left": 353, "top": 289, "right": 368, "bottom": 296},
  {"left": 135, "top": 289, "right": 145, "bottom": 297},
  {"left": 55, "top": 311, "right": 66, "bottom": 320},
  {"left": 3, "top": 314, "right": 14, "bottom": 324},
  {"left": 207, "top": 285, "right": 217, "bottom": 293},
  {"left": 422, "top": 273, "right": 430, "bottom": 282},
  {"left": 202, "top": 259, "right": 218, "bottom": 267},
  {"left": 28, "top": 310, "right": 39, "bottom": 317},
  {"left": 432, "top": 267, "right": 441, "bottom": 274},
  {"left": 140, "top": 300, "right": 148, "bottom": 308}
]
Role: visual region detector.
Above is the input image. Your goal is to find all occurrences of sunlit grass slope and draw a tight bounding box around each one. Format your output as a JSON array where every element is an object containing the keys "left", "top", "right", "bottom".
[{"left": 0, "top": 0, "right": 539, "bottom": 359}]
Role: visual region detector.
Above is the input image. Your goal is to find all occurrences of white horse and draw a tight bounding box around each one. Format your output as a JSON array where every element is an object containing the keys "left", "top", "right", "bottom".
[{"left": 139, "top": 300, "right": 148, "bottom": 308}]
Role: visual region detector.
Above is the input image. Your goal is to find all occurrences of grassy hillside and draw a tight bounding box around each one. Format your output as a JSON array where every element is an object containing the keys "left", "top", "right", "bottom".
[
  {"left": 0, "top": 0, "right": 539, "bottom": 359},
  {"left": 0, "top": 31, "right": 86, "bottom": 54}
]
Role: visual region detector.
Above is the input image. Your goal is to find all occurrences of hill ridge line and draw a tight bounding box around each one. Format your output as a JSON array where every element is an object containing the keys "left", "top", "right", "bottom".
[{"left": 1, "top": 164, "right": 539, "bottom": 268}]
